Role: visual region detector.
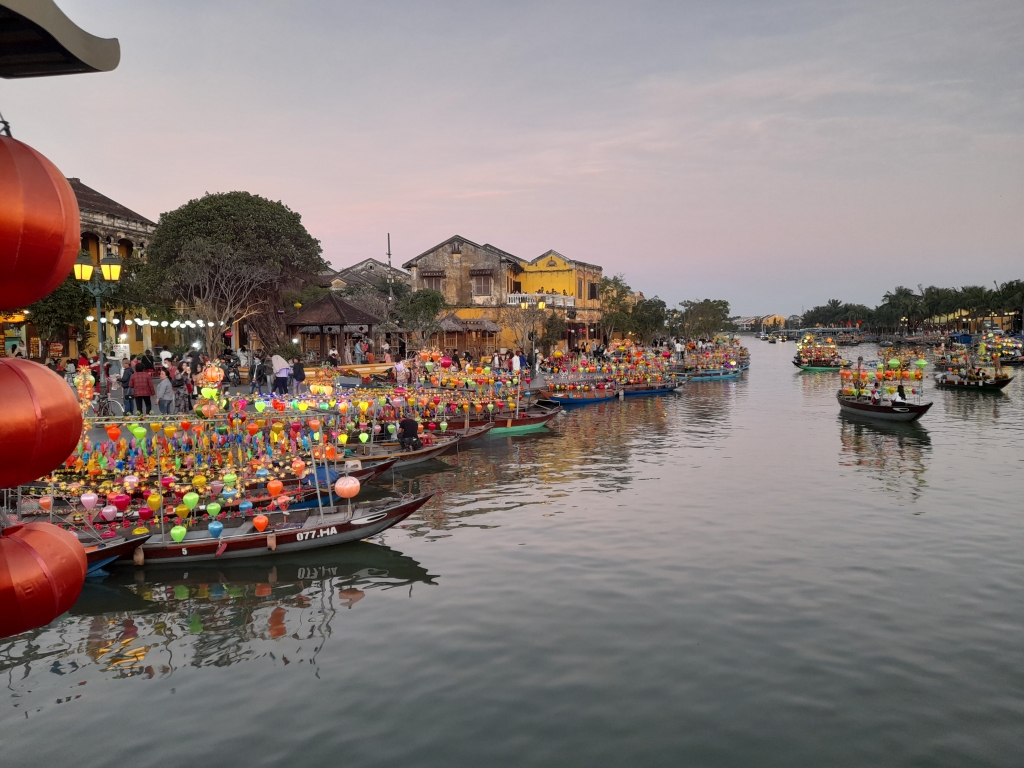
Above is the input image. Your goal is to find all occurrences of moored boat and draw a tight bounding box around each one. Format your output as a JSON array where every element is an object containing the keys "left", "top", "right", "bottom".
[
  {"left": 933, "top": 372, "right": 1013, "bottom": 391},
  {"left": 836, "top": 392, "right": 932, "bottom": 422},
  {"left": 120, "top": 494, "right": 432, "bottom": 565}
]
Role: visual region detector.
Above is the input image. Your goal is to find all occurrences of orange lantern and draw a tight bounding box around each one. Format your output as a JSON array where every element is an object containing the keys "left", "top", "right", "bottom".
[
  {"left": 0, "top": 137, "right": 81, "bottom": 310},
  {"left": 0, "top": 359, "right": 83, "bottom": 489},
  {"left": 253, "top": 515, "right": 269, "bottom": 532},
  {"left": 267, "top": 479, "right": 283, "bottom": 496},
  {"left": 0, "top": 523, "right": 86, "bottom": 639}
]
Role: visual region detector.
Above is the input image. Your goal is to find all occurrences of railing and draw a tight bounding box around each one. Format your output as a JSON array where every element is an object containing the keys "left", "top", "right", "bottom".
[{"left": 507, "top": 293, "right": 575, "bottom": 308}]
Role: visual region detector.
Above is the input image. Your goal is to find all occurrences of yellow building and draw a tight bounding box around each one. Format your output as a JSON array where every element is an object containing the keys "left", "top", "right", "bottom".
[{"left": 405, "top": 236, "right": 604, "bottom": 355}]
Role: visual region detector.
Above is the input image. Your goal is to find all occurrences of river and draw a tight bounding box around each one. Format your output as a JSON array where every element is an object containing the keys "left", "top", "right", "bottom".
[{"left": 2, "top": 340, "right": 1022, "bottom": 767}]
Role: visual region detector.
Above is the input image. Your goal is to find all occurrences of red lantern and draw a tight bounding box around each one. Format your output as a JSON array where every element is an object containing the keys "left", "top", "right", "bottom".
[
  {"left": 0, "top": 138, "right": 81, "bottom": 311},
  {"left": 0, "top": 523, "right": 87, "bottom": 639},
  {"left": 0, "top": 359, "right": 83, "bottom": 488}
]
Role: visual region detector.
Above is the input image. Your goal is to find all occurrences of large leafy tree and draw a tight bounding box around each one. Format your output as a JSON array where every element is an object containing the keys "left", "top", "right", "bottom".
[
  {"left": 629, "top": 297, "right": 667, "bottom": 343},
  {"left": 26, "top": 271, "right": 95, "bottom": 360},
  {"left": 677, "top": 299, "right": 731, "bottom": 338},
  {"left": 499, "top": 304, "right": 546, "bottom": 353},
  {"left": 395, "top": 289, "right": 447, "bottom": 349},
  {"left": 133, "top": 192, "right": 325, "bottom": 351},
  {"left": 598, "top": 274, "right": 633, "bottom": 340}
]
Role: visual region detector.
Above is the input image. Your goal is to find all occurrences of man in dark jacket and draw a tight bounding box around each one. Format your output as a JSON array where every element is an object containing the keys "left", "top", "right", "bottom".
[{"left": 291, "top": 358, "right": 306, "bottom": 395}]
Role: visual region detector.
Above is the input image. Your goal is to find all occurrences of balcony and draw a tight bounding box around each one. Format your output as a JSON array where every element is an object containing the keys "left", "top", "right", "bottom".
[{"left": 507, "top": 293, "right": 575, "bottom": 308}]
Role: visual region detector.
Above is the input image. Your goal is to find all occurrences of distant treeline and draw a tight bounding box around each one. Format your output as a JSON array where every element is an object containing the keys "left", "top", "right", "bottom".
[{"left": 802, "top": 282, "right": 1024, "bottom": 332}]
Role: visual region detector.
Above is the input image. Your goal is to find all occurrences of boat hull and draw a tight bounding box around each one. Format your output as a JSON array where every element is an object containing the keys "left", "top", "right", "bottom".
[
  {"left": 84, "top": 533, "right": 151, "bottom": 574},
  {"left": 836, "top": 394, "right": 932, "bottom": 422},
  {"left": 120, "top": 495, "right": 432, "bottom": 565},
  {"left": 622, "top": 384, "right": 678, "bottom": 397},
  {"left": 933, "top": 376, "right": 1012, "bottom": 391}
]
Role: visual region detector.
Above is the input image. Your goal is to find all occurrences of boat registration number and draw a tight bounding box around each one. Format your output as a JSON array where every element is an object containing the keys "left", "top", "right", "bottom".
[{"left": 295, "top": 526, "right": 338, "bottom": 542}]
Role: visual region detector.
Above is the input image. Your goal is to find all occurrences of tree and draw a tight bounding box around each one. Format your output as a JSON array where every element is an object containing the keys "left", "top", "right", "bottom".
[
  {"left": 629, "top": 297, "right": 667, "bottom": 343},
  {"left": 499, "top": 304, "right": 545, "bottom": 352},
  {"left": 599, "top": 274, "right": 633, "bottom": 340},
  {"left": 538, "top": 312, "right": 567, "bottom": 355},
  {"left": 136, "top": 192, "right": 326, "bottom": 351},
  {"left": 165, "top": 240, "right": 280, "bottom": 354},
  {"left": 339, "top": 277, "right": 412, "bottom": 322},
  {"left": 395, "top": 289, "right": 447, "bottom": 349},
  {"left": 26, "top": 271, "right": 95, "bottom": 360},
  {"left": 677, "top": 299, "right": 731, "bottom": 338}
]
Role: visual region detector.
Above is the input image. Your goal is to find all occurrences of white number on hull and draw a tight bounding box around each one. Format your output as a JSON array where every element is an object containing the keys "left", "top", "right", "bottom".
[{"left": 295, "top": 526, "right": 338, "bottom": 542}]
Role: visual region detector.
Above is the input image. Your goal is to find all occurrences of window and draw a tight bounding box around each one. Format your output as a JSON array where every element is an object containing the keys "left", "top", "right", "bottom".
[
  {"left": 472, "top": 275, "right": 492, "bottom": 296},
  {"left": 512, "top": 281, "right": 522, "bottom": 294},
  {"left": 577, "top": 277, "right": 584, "bottom": 299},
  {"left": 135, "top": 323, "right": 144, "bottom": 342},
  {"left": 588, "top": 282, "right": 599, "bottom": 300},
  {"left": 424, "top": 276, "right": 443, "bottom": 292}
]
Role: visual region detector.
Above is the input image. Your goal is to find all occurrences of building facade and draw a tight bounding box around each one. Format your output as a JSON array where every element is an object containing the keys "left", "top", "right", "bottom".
[{"left": 402, "top": 235, "right": 605, "bottom": 355}]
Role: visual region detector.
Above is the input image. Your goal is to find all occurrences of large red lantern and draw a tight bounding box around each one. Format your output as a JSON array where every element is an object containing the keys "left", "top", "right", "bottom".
[
  {"left": 0, "top": 359, "right": 83, "bottom": 489},
  {"left": 0, "top": 137, "right": 81, "bottom": 311},
  {"left": 0, "top": 523, "right": 87, "bottom": 639}
]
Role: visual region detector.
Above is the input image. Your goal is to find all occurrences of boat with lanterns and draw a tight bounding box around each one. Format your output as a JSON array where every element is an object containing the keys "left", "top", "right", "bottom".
[
  {"left": 672, "top": 337, "right": 749, "bottom": 379},
  {"left": 836, "top": 357, "right": 932, "bottom": 422},
  {"left": 793, "top": 334, "right": 848, "bottom": 371},
  {"left": 933, "top": 370, "right": 1013, "bottom": 391}
]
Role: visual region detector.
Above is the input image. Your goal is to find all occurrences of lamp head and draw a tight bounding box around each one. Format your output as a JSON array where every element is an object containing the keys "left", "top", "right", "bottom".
[
  {"left": 99, "top": 250, "right": 122, "bottom": 282},
  {"left": 74, "top": 251, "right": 94, "bottom": 282}
]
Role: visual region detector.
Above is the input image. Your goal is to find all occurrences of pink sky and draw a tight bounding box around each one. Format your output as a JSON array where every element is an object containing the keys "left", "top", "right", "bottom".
[{"left": 6, "top": 0, "right": 1022, "bottom": 315}]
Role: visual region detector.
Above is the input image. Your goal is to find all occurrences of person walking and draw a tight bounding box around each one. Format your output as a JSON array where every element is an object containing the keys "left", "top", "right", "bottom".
[
  {"left": 119, "top": 358, "right": 135, "bottom": 414},
  {"left": 130, "top": 364, "right": 154, "bottom": 414},
  {"left": 291, "top": 357, "right": 306, "bottom": 395},
  {"left": 271, "top": 354, "right": 290, "bottom": 396},
  {"left": 249, "top": 356, "right": 266, "bottom": 395},
  {"left": 155, "top": 369, "right": 174, "bottom": 414}
]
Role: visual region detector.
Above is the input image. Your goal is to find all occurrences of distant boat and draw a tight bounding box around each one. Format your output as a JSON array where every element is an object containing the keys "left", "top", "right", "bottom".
[{"left": 933, "top": 372, "right": 1013, "bottom": 391}]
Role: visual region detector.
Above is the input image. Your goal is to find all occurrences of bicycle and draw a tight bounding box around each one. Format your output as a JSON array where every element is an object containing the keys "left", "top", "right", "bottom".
[{"left": 89, "top": 389, "right": 124, "bottom": 418}]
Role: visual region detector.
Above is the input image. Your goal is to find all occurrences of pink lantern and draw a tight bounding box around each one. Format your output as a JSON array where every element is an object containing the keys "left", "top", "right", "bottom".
[
  {"left": 99, "top": 505, "right": 117, "bottom": 522},
  {"left": 210, "top": 480, "right": 225, "bottom": 496},
  {"left": 440, "top": 356, "right": 452, "bottom": 369},
  {"left": 80, "top": 492, "right": 98, "bottom": 510},
  {"left": 110, "top": 493, "right": 131, "bottom": 512},
  {"left": 160, "top": 476, "right": 175, "bottom": 489},
  {"left": 123, "top": 475, "right": 139, "bottom": 489}
]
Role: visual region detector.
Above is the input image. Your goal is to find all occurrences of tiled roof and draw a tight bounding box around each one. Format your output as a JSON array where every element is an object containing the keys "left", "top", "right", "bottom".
[
  {"left": 67, "top": 178, "right": 155, "bottom": 226},
  {"left": 285, "top": 293, "right": 381, "bottom": 327}
]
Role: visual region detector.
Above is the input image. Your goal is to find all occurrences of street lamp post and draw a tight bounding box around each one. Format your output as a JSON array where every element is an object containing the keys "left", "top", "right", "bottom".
[{"left": 74, "top": 246, "right": 122, "bottom": 406}]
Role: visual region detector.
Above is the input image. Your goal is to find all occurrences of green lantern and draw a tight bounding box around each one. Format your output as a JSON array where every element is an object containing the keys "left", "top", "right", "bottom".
[
  {"left": 183, "top": 492, "right": 200, "bottom": 510},
  {"left": 207, "top": 502, "right": 222, "bottom": 518},
  {"left": 888, "top": 358, "right": 900, "bottom": 369},
  {"left": 170, "top": 525, "right": 188, "bottom": 543},
  {"left": 359, "top": 432, "right": 369, "bottom": 443}
]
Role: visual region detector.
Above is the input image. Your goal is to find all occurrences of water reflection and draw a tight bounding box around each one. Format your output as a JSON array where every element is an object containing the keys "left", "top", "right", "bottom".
[
  {"left": 0, "top": 544, "right": 435, "bottom": 715},
  {"left": 837, "top": 418, "right": 932, "bottom": 504},
  {"left": 938, "top": 389, "right": 1009, "bottom": 425}
]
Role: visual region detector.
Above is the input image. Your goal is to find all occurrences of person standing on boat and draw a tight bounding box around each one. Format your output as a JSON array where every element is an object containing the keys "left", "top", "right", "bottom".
[{"left": 870, "top": 382, "right": 881, "bottom": 405}]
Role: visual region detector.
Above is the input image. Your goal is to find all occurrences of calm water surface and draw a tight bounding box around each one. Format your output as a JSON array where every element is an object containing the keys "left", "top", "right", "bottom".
[{"left": 3, "top": 341, "right": 1023, "bottom": 767}]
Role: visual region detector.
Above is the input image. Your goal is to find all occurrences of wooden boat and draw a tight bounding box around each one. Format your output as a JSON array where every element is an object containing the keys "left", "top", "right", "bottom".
[
  {"left": 440, "top": 422, "right": 495, "bottom": 454},
  {"left": 341, "top": 435, "right": 458, "bottom": 467},
  {"left": 476, "top": 402, "right": 562, "bottom": 434},
  {"left": 796, "top": 364, "right": 843, "bottom": 371},
  {"left": 119, "top": 494, "right": 433, "bottom": 565},
  {"left": 545, "top": 390, "right": 619, "bottom": 407},
  {"left": 932, "top": 373, "right": 1013, "bottom": 391},
  {"left": 81, "top": 530, "right": 152, "bottom": 575},
  {"left": 836, "top": 392, "right": 932, "bottom": 422},
  {"left": 685, "top": 369, "right": 742, "bottom": 380},
  {"left": 621, "top": 383, "right": 678, "bottom": 397}
]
